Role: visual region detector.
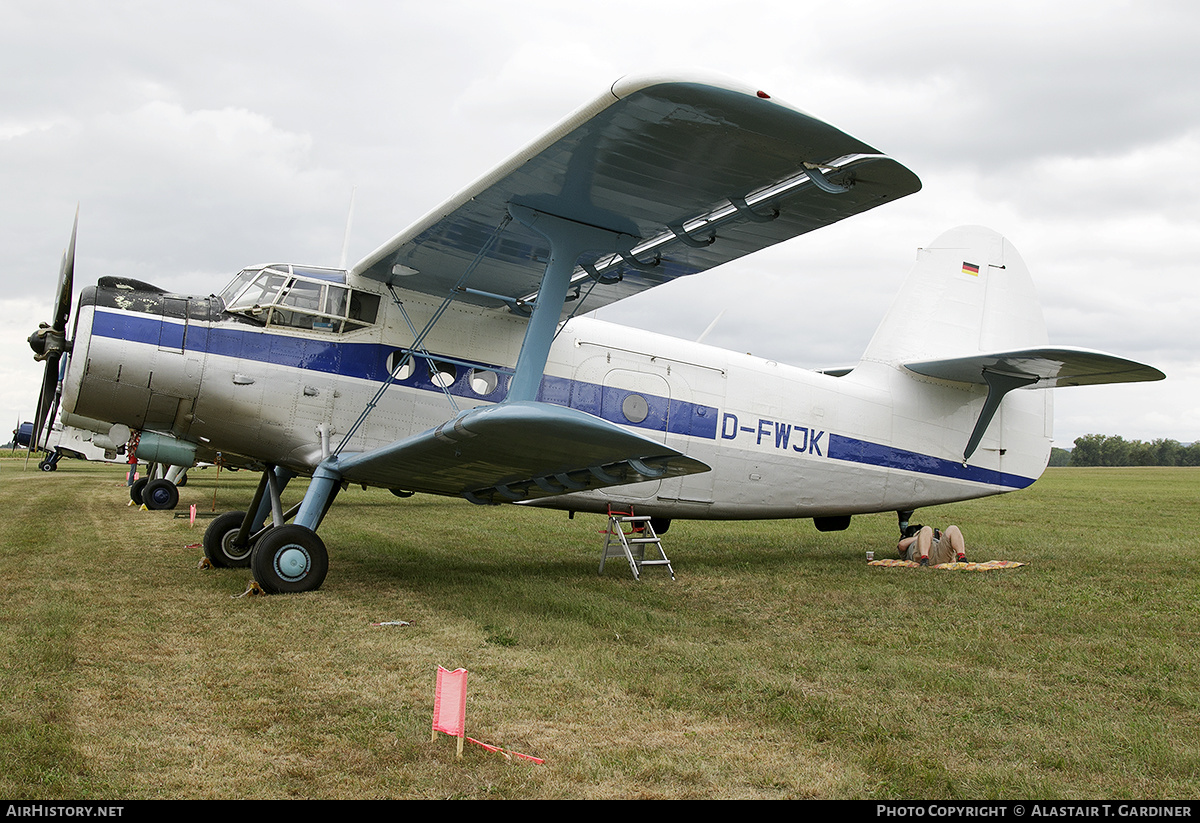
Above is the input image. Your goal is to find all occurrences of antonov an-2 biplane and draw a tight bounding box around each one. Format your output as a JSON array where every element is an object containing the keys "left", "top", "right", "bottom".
[{"left": 28, "top": 73, "right": 1163, "bottom": 593}]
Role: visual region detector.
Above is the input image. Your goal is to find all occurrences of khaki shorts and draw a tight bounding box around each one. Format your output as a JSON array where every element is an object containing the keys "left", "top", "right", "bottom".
[
  {"left": 928, "top": 536, "right": 956, "bottom": 565},
  {"left": 903, "top": 533, "right": 956, "bottom": 565}
]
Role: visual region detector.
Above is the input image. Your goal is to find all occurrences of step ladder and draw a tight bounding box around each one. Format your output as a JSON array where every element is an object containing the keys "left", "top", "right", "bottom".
[{"left": 600, "top": 508, "right": 674, "bottom": 580}]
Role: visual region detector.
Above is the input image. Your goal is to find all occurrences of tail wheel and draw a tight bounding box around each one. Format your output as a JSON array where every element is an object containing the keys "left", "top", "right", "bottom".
[
  {"left": 203, "top": 510, "right": 253, "bottom": 568},
  {"left": 143, "top": 478, "right": 179, "bottom": 510},
  {"left": 251, "top": 525, "right": 328, "bottom": 594}
]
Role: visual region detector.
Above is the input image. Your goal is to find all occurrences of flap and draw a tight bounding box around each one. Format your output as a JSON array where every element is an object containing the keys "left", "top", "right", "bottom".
[
  {"left": 333, "top": 401, "right": 709, "bottom": 504},
  {"left": 351, "top": 73, "right": 921, "bottom": 317}
]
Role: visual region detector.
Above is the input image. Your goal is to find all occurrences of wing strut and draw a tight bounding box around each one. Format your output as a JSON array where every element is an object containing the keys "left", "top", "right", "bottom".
[
  {"left": 504, "top": 203, "right": 636, "bottom": 402},
  {"left": 962, "top": 370, "right": 1039, "bottom": 461}
]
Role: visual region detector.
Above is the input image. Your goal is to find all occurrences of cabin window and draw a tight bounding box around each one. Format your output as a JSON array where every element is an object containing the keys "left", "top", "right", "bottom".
[
  {"left": 218, "top": 267, "right": 261, "bottom": 306},
  {"left": 622, "top": 394, "right": 649, "bottom": 424},
  {"left": 347, "top": 292, "right": 380, "bottom": 327},
  {"left": 387, "top": 351, "right": 415, "bottom": 381},
  {"left": 236, "top": 272, "right": 289, "bottom": 313},
  {"left": 218, "top": 264, "right": 380, "bottom": 333},
  {"left": 470, "top": 369, "right": 500, "bottom": 396},
  {"left": 430, "top": 361, "right": 457, "bottom": 388}
]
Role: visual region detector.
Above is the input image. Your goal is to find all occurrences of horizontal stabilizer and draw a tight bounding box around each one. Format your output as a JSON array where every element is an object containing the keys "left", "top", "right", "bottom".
[
  {"left": 905, "top": 347, "right": 1164, "bottom": 460},
  {"left": 333, "top": 401, "right": 709, "bottom": 504},
  {"left": 904, "top": 347, "right": 1165, "bottom": 388}
]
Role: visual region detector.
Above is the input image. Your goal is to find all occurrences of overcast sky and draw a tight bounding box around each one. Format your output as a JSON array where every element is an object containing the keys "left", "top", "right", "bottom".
[{"left": 3, "top": 0, "right": 1196, "bottom": 448}]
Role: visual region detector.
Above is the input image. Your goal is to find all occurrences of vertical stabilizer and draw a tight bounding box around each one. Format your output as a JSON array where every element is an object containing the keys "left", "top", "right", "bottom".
[{"left": 860, "top": 226, "right": 1048, "bottom": 366}]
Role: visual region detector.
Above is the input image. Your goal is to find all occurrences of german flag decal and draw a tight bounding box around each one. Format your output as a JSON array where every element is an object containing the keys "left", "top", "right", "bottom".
[{"left": 961, "top": 262, "right": 980, "bottom": 276}]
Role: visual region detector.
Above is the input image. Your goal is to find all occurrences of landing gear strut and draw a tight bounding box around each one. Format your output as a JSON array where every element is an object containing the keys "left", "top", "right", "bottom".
[{"left": 207, "top": 463, "right": 339, "bottom": 594}]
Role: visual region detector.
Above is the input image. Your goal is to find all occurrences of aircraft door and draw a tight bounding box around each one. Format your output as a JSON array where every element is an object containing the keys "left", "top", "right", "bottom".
[
  {"left": 598, "top": 368, "right": 669, "bottom": 501},
  {"left": 143, "top": 296, "right": 205, "bottom": 435},
  {"left": 158, "top": 297, "right": 188, "bottom": 353}
]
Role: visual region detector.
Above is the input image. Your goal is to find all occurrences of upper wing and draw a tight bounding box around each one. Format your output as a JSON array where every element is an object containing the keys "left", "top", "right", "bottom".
[
  {"left": 904, "top": 347, "right": 1166, "bottom": 388},
  {"left": 351, "top": 72, "right": 921, "bottom": 317}
]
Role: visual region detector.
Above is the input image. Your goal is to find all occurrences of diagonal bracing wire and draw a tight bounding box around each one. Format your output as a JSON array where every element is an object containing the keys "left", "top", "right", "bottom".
[{"left": 334, "top": 214, "right": 513, "bottom": 456}]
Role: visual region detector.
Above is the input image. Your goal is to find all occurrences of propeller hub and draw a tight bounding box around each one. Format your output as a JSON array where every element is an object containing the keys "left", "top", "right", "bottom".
[{"left": 28, "top": 324, "right": 68, "bottom": 361}]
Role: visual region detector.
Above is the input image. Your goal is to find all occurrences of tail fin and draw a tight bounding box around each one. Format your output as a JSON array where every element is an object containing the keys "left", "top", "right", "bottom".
[
  {"left": 861, "top": 225, "right": 1048, "bottom": 366},
  {"left": 860, "top": 226, "right": 1163, "bottom": 462}
]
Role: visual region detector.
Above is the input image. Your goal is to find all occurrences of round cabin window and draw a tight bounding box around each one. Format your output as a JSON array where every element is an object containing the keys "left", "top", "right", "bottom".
[{"left": 621, "top": 393, "right": 649, "bottom": 424}]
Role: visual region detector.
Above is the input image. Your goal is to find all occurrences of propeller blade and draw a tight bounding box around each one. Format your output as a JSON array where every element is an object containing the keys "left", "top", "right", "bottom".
[
  {"left": 28, "top": 211, "right": 78, "bottom": 462},
  {"left": 30, "top": 353, "right": 61, "bottom": 452},
  {"left": 54, "top": 208, "right": 78, "bottom": 334}
]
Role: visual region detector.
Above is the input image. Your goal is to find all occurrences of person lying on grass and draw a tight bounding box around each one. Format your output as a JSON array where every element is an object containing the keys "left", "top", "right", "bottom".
[{"left": 897, "top": 524, "right": 969, "bottom": 566}]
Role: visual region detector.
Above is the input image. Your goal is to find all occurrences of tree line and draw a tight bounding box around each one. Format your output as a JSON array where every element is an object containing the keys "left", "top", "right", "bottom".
[{"left": 1049, "top": 435, "right": 1200, "bottom": 467}]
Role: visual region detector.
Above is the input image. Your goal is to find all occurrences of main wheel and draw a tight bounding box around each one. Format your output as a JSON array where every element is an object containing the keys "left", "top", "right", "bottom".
[
  {"left": 143, "top": 478, "right": 179, "bottom": 510},
  {"left": 203, "top": 510, "right": 253, "bottom": 568},
  {"left": 251, "top": 525, "right": 328, "bottom": 594},
  {"left": 130, "top": 477, "right": 149, "bottom": 505},
  {"left": 39, "top": 459, "right": 55, "bottom": 472}
]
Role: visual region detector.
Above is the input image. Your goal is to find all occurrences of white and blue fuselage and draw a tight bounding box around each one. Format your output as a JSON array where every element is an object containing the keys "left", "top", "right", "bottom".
[{"left": 62, "top": 246, "right": 1049, "bottom": 525}]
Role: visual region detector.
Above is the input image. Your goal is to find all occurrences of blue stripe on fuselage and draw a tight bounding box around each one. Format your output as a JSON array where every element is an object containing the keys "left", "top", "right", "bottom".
[
  {"left": 91, "top": 309, "right": 1036, "bottom": 487},
  {"left": 827, "top": 434, "right": 1035, "bottom": 489},
  {"left": 91, "top": 309, "right": 720, "bottom": 439}
]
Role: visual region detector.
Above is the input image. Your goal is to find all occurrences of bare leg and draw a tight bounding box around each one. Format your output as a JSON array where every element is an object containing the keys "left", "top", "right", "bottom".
[
  {"left": 944, "top": 525, "right": 966, "bottom": 559},
  {"left": 917, "top": 526, "right": 933, "bottom": 560}
]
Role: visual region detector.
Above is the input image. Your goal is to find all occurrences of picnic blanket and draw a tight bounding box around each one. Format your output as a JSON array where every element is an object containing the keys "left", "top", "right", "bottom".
[{"left": 869, "top": 558, "right": 1025, "bottom": 571}]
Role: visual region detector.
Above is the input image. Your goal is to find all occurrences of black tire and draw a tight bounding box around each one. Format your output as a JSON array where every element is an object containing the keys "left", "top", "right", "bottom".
[
  {"left": 251, "top": 525, "right": 329, "bottom": 594},
  {"left": 202, "top": 510, "right": 253, "bottom": 568},
  {"left": 130, "top": 477, "right": 149, "bottom": 505},
  {"left": 39, "top": 460, "right": 54, "bottom": 472},
  {"left": 176, "top": 472, "right": 187, "bottom": 487},
  {"left": 143, "top": 478, "right": 179, "bottom": 510}
]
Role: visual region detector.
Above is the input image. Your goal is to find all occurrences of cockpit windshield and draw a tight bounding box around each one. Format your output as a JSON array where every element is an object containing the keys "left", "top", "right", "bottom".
[{"left": 219, "top": 264, "right": 380, "bottom": 333}]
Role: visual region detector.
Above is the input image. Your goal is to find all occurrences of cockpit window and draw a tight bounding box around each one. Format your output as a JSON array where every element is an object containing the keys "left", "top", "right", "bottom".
[{"left": 219, "top": 264, "right": 379, "bottom": 332}]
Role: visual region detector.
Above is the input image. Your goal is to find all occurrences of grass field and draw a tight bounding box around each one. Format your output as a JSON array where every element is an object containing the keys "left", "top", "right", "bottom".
[{"left": 1, "top": 458, "right": 1197, "bottom": 799}]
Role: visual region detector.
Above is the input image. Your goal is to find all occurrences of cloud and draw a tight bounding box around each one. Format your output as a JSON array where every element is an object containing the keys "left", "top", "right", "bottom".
[{"left": 2, "top": 0, "right": 1196, "bottom": 444}]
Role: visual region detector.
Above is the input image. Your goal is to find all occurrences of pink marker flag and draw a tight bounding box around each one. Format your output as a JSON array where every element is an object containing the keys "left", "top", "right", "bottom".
[
  {"left": 432, "top": 666, "right": 467, "bottom": 739},
  {"left": 189, "top": 504, "right": 197, "bottom": 527}
]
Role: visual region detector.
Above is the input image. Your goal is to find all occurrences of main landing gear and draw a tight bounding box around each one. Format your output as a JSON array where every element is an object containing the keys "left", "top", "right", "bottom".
[
  {"left": 204, "top": 463, "right": 338, "bottom": 594},
  {"left": 250, "top": 525, "right": 329, "bottom": 594},
  {"left": 130, "top": 464, "right": 188, "bottom": 510}
]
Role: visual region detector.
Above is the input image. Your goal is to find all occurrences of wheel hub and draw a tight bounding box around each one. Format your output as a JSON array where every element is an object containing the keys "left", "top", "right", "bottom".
[
  {"left": 221, "top": 532, "right": 252, "bottom": 562},
  {"left": 275, "top": 546, "right": 311, "bottom": 581}
]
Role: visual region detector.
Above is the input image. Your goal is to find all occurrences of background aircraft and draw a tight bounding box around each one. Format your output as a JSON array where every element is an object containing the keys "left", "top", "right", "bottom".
[
  {"left": 27, "top": 74, "right": 1162, "bottom": 593},
  {"left": 7, "top": 421, "right": 33, "bottom": 450}
]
